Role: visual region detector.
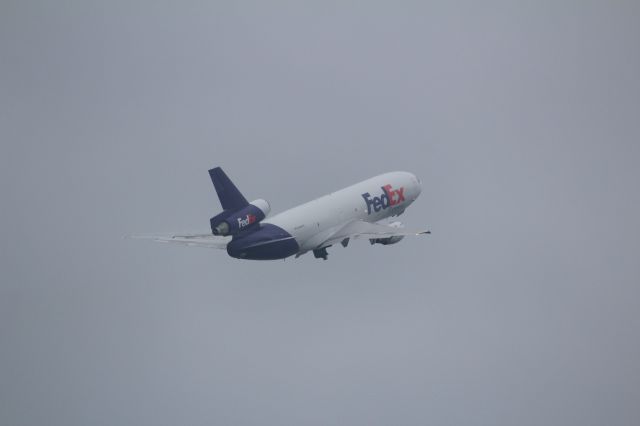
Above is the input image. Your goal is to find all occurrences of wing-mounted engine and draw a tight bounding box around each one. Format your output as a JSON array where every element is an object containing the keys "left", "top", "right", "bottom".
[
  {"left": 369, "top": 221, "right": 405, "bottom": 245},
  {"left": 210, "top": 199, "right": 271, "bottom": 236}
]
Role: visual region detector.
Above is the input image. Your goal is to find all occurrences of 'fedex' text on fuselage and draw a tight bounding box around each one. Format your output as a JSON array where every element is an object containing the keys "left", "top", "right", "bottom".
[{"left": 361, "top": 184, "right": 405, "bottom": 215}]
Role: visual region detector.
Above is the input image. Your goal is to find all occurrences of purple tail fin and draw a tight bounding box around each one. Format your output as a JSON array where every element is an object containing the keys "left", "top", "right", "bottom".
[{"left": 208, "top": 167, "right": 248, "bottom": 211}]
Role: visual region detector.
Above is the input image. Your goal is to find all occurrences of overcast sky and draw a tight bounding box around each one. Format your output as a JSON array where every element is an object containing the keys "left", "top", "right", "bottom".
[{"left": 1, "top": 1, "right": 639, "bottom": 425}]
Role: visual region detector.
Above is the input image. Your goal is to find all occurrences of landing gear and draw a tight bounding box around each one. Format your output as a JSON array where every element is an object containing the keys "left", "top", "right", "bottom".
[{"left": 313, "top": 247, "right": 329, "bottom": 260}]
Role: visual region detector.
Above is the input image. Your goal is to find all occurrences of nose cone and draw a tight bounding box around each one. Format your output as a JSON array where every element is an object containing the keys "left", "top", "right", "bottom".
[{"left": 408, "top": 172, "right": 422, "bottom": 198}]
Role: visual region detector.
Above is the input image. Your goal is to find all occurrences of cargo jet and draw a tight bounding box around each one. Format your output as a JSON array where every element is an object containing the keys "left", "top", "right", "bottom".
[{"left": 133, "top": 167, "right": 429, "bottom": 260}]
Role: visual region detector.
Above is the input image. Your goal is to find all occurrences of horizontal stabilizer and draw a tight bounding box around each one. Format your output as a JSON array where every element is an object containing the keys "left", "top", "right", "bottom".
[{"left": 126, "top": 233, "right": 230, "bottom": 249}]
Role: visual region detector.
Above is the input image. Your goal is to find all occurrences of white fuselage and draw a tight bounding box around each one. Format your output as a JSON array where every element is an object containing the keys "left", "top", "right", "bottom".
[{"left": 264, "top": 171, "right": 422, "bottom": 253}]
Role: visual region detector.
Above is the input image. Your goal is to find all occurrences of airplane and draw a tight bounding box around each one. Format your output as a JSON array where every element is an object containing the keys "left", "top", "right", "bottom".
[{"left": 132, "top": 167, "right": 430, "bottom": 260}]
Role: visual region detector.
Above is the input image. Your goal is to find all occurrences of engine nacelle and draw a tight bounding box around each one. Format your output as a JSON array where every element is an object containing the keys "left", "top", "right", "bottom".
[
  {"left": 369, "top": 235, "right": 405, "bottom": 245},
  {"left": 210, "top": 199, "right": 271, "bottom": 236},
  {"left": 369, "top": 221, "right": 405, "bottom": 245}
]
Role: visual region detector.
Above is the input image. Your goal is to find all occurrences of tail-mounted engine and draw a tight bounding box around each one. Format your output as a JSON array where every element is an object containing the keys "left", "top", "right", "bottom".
[
  {"left": 369, "top": 221, "right": 405, "bottom": 245},
  {"left": 210, "top": 199, "right": 271, "bottom": 236}
]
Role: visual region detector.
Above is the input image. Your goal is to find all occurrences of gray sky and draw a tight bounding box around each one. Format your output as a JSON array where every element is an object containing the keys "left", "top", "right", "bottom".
[{"left": 1, "top": 1, "right": 639, "bottom": 425}]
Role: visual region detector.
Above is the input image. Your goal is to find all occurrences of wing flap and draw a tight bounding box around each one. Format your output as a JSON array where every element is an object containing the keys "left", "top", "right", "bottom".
[{"left": 316, "top": 220, "right": 429, "bottom": 248}]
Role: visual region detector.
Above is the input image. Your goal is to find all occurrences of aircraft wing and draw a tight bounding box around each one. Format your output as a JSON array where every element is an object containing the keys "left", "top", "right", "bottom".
[
  {"left": 316, "top": 220, "right": 430, "bottom": 249},
  {"left": 126, "top": 233, "right": 230, "bottom": 249}
]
